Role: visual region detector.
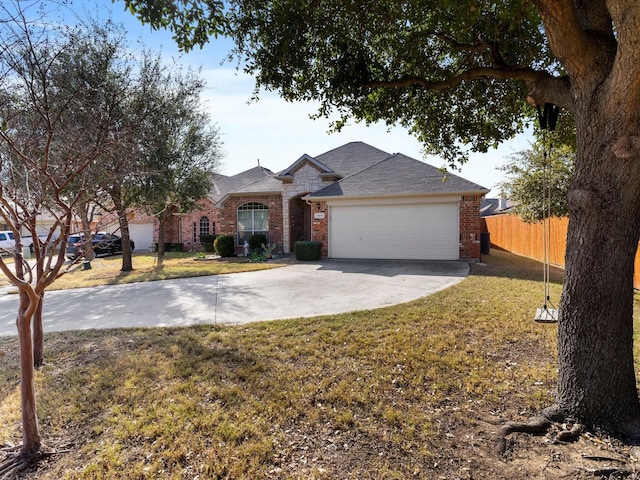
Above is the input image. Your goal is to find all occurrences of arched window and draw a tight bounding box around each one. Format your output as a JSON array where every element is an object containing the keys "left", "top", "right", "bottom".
[
  {"left": 199, "top": 216, "right": 210, "bottom": 237},
  {"left": 237, "top": 202, "right": 268, "bottom": 245}
]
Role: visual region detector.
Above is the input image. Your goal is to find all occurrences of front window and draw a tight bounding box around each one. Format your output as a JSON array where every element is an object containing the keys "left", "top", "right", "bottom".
[
  {"left": 199, "top": 216, "right": 210, "bottom": 237},
  {"left": 237, "top": 202, "right": 268, "bottom": 245}
]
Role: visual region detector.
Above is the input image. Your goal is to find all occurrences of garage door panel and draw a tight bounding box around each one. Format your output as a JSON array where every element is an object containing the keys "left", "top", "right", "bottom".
[
  {"left": 128, "top": 223, "right": 154, "bottom": 252},
  {"left": 329, "top": 203, "right": 458, "bottom": 260}
]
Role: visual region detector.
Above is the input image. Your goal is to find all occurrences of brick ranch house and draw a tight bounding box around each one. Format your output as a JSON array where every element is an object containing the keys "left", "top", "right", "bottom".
[{"left": 130, "top": 142, "right": 489, "bottom": 261}]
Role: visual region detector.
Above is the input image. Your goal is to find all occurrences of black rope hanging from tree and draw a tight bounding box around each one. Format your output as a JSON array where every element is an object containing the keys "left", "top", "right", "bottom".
[{"left": 534, "top": 103, "right": 560, "bottom": 323}]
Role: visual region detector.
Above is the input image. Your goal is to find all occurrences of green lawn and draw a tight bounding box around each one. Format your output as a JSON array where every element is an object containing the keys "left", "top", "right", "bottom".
[{"left": 1, "top": 250, "right": 638, "bottom": 479}]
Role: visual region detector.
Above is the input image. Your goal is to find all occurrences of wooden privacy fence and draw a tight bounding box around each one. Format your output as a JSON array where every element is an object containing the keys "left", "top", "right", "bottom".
[
  {"left": 483, "top": 214, "right": 640, "bottom": 289},
  {"left": 483, "top": 214, "right": 568, "bottom": 267}
]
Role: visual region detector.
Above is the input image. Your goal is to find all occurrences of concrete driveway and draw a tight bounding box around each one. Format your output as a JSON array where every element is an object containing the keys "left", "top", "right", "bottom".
[{"left": 0, "top": 259, "right": 469, "bottom": 336}]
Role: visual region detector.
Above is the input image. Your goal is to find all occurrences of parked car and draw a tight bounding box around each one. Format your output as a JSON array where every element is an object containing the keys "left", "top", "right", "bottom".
[
  {"left": 0, "top": 230, "right": 60, "bottom": 256},
  {"left": 23, "top": 234, "right": 57, "bottom": 254},
  {"left": 66, "top": 232, "right": 135, "bottom": 260},
  {"left": 0, "top": 231, "right": 15, "bottom": 253}
]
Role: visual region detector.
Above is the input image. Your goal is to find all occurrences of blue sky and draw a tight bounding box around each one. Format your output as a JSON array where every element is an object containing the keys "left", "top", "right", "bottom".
[{"left": 29, "top": 1, "right": 535, "bottom": 195}]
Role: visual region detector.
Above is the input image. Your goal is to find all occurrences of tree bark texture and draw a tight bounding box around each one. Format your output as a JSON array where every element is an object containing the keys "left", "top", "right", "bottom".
[
  {"left": 529, "top": 0, "right": 640, "bottom": 437},
  {"left": 556, "top": 99, "right": 640, "bottom": 435},
  {"left": 156, "top": 206, "right": 177, "bottom": 267},
  {"left": 32, "top": 296, "right": 44, "bottom": 368},
  {"left": 156, "top": 212, "right": 167, "bottom": 267},
  {"left": 17, "top": 291, "right": 41, "bottom": 453},
  {"left": 117, "top": 210, "right": 134, "bottom": 272}
]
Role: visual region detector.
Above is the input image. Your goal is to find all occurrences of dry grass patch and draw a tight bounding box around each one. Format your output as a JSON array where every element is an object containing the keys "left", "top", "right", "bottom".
[
  {"left": 0, "top": 252, "right": 288, "bottom": 291},
  {"left": 1, "top": 250, "right": 640, "bottom": 479}
]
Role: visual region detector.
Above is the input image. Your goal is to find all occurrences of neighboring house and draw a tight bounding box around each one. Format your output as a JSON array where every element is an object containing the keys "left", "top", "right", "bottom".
[
  {"left": 161, "top": 141, "right": 489, "bottom": 261},
  {"left": 95, "top": 167, "right": 274, "bottom": 252},
  {"left": 480, "top": 197, "right": 513, "bottom": 217},
  {"left": 0, "top": 211, "right": 61, "bottom": 239}
]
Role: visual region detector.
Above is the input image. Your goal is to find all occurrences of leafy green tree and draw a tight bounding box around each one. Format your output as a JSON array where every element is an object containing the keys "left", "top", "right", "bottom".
[
  {"left": 120, "top": 0, "right": 226, "bottom": 51},
  {"left": 132, "top": 60, "right": 224, "bottom": 265},
  {"left": 499, "top": 141, "right": 574, "bottom": 222},
  {"left": 125, "top": 0, "right": 640, "bottom": 442},
  {"left": 0, "top": 7, "right": 219, "bottom": 471},
  {"left": 53, "top": 19, "right": 139, "bottom": 271},
  {"left": 60, "top": 31, "right": 221, "bottom": 273}
]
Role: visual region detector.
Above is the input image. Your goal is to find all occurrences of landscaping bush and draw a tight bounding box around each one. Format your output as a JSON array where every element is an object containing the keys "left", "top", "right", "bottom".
[
  {"left": 214, "top": 235, "right": 236, "bottom": 257},
  {"left": 248, "top": 234, "right": 268, "bottom": 251},
  {"left": 294, "top": 241, "right": 322, "bottom": 261},
  {"left": 199, "top": 234, "right": 217, "bottom": 252}
]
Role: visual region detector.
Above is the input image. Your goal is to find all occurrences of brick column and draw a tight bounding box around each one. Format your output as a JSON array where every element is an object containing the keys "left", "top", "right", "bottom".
[
  {"left": 311, "top": 201, "right": 329, "bottom": 257},
  {"left": 459, "top": 195, "right": 483, "bottom": 261}
]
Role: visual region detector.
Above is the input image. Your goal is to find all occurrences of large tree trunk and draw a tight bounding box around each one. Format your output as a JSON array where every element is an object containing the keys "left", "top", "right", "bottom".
[
  {"left": 82, "top": 215, "right": 95, "bottom": 262},
  {"left": 117, "top": 211, "right": 134, "bottom": 272},
  {"left": 554, "top": 112, "right": 640, "bottom": 436}
]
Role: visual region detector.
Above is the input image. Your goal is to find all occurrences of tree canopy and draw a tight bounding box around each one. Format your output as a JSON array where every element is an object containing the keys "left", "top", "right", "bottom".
[
  {"left": 121, "top": 0, "right": 226, "bottom": 51},
  {"left": 499, "top": 141, "right": 575, "bottom": 222},
  {"left": 121, "top": 0, "right": 562, "bottom": 165},
  {"left": 230, "top": 1, "right": 560, "bottom": 166},
  {"left": 132, "top": 55, "right": 224, "bottom": 263}
]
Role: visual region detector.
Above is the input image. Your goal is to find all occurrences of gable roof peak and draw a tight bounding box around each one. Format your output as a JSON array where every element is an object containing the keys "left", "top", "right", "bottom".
[
  {"left": 276, "top": 152, "right": 337, "bottom": 180},
  {"left": 207, "top": 165, "right": 273, "bottom": 202},
  {"left": 307, "top": 151, "right": 489, "bottom": 199}
]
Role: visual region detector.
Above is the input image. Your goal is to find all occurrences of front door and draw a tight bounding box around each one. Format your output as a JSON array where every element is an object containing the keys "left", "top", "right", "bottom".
[{"left": 289, "top": 195, "right": 311, "bottom": 251}]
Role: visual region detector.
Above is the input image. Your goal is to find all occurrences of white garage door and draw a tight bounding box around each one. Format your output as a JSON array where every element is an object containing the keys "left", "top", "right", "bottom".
[
  {"left": 329, "top": 203, "right": 459, "bottom": 260},
  {"left": 128, "top": 223, "right": 154, "bottom": 252}
]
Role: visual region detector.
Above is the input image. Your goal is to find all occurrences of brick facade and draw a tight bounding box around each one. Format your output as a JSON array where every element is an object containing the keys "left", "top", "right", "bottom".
[
  {"left": 458, "top": 195, "right": 483, "bottom": 261},
  {"left": 281, "top": 162, "right": 335, "bottom": 254},
  {"left": 207, "top": 161, "right": 335, "bottom": 257},
  {"left": 143, "top": 198, "right": 220, "bottom": 251},
  {"left": 217, "top": 194, "right": 284, "bottom": 255},
  {"left": 289, "top": 195, "right": 312, "bottom": 250},
  {"left": 175, "top": 198, "right": 218, "bottom": 251},
  {"left": 310, "top": 201, "right": 329, "bottom": 257},
  {"left": 119, "top": 192, "right": 483, "bottom": 261}
]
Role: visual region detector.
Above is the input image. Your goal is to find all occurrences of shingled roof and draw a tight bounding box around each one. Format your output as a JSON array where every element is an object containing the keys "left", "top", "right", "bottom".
[
  {"left": 213, "top": 142, "right": 488, "bottom": 202},
  {"left": 207, "top": 166, "right": 273, "bottom": 202},
  {"left": 307, "top": 153, "right": 489, "bottom": 198},
  {"left": 312, "top": 141, "right": 391, "bottom": 177},
  {"left": 231, "top": 174, "right": 283, "bottom": 194}
]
